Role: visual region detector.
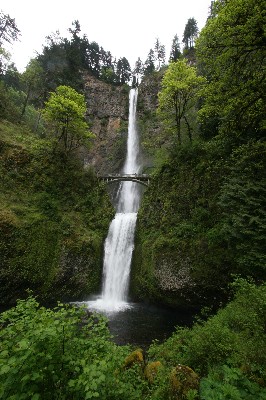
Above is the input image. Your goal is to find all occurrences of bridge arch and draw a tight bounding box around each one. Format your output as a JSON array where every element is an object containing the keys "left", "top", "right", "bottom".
[{"left": 99, "top": 174, "right": 150, "bottom": 187}]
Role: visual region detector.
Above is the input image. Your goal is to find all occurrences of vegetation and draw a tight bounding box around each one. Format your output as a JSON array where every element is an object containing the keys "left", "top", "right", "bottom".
[
  {"left": 158, "top": 59, "right": 206, "bottom": 144},
  {"left": 132, "top": 0, "right": 265, "bottom": 311},
  {"left": 0, "top": 121, "right": 114, "bottom": 304},
  {"left": 0, "top": 1, "right": 265, "bottom": 399},
  {"left": 169, "top": 35, "right": 182, "bottom": 63},
  {"left": 148, "top": 279, "right": 266, "bottom": 399},
  {"left": 0, "top": 296, "right": 146, "bottom": 399},
  {"left": 0, "top": 11, "right": 20, "bottom": 74},
  {"left": 0, "top": 280, "right": 265, "bottom": 399},
  {"left": 42, "top": 85, "right": 94, "bottom": 154}
]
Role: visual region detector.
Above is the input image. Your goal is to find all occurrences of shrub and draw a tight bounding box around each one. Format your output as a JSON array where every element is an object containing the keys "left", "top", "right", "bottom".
[{"left": 0, "top": 296, "right": 147, "bottom": 399}]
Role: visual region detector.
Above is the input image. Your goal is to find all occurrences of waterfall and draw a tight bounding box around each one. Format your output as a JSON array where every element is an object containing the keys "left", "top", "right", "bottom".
[{"left": 89, "top": 88, "right": 142, "bottom": 312}]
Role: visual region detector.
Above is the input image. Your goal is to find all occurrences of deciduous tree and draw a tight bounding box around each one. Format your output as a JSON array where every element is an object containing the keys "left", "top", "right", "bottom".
[
  {"left": 43, "top": 85, "right": 94, "bottom": 154},
  {"left": 158, "top": 59, "right": 205, "bottom": 144}
]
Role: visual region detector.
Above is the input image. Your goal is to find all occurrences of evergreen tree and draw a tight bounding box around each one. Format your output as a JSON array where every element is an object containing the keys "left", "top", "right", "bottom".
[
  {"left": 116, "top": 57, "right": 131, "bottom": 84},
  {"left": 0, "top": 11, "right": 20, "bottom": 75},
  {"left": 0, "top": 11, "right": 20, "bottom": 46},
  {"left": 133, "top": 57, "right": 143, "bottom": 84},
  {"left": 144, "top": 49, "right": 155, "bottom": 75},
  {"left": 169, "top": 34, "right": 181, "bottom": 62},
  {"left": 85, "top": 41, "right": 101, "bottom": 77},
  {"left": 182, "top": 17, "right": 199, "bottom": 49},
  {"left": 154, "top": 37, "right": 166, "bottom": 70}
]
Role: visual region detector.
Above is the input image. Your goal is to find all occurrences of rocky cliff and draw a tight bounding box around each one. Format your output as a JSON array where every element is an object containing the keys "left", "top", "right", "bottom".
[{"left": 83, "top": 74, "right": 130, "bottom": 174}]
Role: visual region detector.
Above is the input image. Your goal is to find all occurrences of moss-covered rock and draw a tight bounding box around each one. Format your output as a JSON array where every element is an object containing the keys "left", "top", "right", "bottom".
[
  {"left": 0, "top": 121, "right": 114, "bottom": 305},
  {"left": 170, "top": 365, "right": 199, "bottom": 399},
  {"left": 130, "top": 142, "right": 230, "bottom": 309},
  {"left": 144, "top": 361, "right": 162, "bottom": 383},
  {"left": 123, "top": 348, "right": 144, "bottom": 370}
]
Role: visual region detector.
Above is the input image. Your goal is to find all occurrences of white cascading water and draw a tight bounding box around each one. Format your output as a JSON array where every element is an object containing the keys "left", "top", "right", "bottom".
[{"left": 89, "top": 88, "right": 141, "bottom": 312}]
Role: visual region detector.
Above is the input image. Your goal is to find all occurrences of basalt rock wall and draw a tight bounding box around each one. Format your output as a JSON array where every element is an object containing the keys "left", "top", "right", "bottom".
[{"left": 83, "top": 74, "right": 130, "bottom": 174}]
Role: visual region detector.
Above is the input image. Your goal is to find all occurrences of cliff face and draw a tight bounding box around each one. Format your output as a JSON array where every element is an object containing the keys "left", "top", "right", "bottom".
[
  {"left": 83, "top": 74, "right": 130, "bottom": 174},
  {"left": 136, "top": 70, "right": 165, "bottom": 171}
]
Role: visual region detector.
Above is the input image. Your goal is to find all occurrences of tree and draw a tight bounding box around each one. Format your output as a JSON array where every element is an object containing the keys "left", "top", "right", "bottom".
[
  {"left": 154, "top": 38, "right": 166, "bottom": 70},
  {"left": 0, "top": 12, "right": 20, "bottom": 75},
  {"left": 43, "top": 85, "right": 94, "bottom": 154},
  {"left": 0, "top": 11, "right": 20, "bottom": 46},
  {"left": 196, "top": 0, "right": 266, "bottom": 142},
  {"left": 116, "top": 57, "right": 131, "bottom": 84},
  {"left": 182, "top": 18, "right": 199, "bottom": 49},
  {"left": 133, "top": 57, "right": 143, "bottom": 84},
  {"left": 20, "top": 59, "right": 45, "bottom": 119},
  {"left": 144, "top": 49, "right": 156, "bottom": 75},
  {"left": 85, "top": 41, "right": 101, "bottom": 77},
  {"left": 37, "top": 31, "right": 69, "bottom": 96},
  {"left": 158, "top": 59, "right": 206, "bottom": 144},
  {"left": 169, "top": 34, "right": 181, "bottom": 62}
]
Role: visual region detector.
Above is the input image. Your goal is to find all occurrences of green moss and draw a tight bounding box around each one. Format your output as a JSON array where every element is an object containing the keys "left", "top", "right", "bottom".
[
  {"left": 131, "top": 142, "right": 231, "bottom": 308},
  {"left": 0, "top": 121, "right": 114, "bottom": 305}
]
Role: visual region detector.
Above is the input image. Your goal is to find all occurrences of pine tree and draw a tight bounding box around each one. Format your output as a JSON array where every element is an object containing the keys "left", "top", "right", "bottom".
[
  {"left": 154, "top": 38, "right": 166, "bottom": 70},
  {"left": 144, "top": 49, "right": 155, "bottom": 75},
  {"left": 169, "top": 34, "right": 181, "bottom": 62},
  {"left": 182, "top": 18, "right": 199, "bottom": 49}
]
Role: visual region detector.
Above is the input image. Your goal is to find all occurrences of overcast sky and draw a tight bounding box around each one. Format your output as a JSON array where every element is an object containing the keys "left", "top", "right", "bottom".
[{"left": 1, "top": 0, "right": 211, "bottom": 72}]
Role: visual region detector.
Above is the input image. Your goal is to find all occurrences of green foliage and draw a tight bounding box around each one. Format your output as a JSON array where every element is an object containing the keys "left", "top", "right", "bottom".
[
  {"left": 218, "top": 141, "right": 266, "bottom": 277},
  {"left": 0, "top": 120, "right": 114, "bottom": 304},
  {"left": 1, "top": 284, "right": 265, "bottom": 399},
  {"left": 20, "top": 58, "right": 45, "bottom": 113},
  {"left": 148, "top": 280, "right": 266, "bottom": 398},
  {"left": 200, "top": 365, "right": 266, "bottom": 400},
  {"left": 169, "top": 34, "right": 182, "bottom": 62},
  {"left": 0, "top": 81, "right": 23, "bottom": 122},
  {"left": 144, "top": 49, "right": 156, "bottom": 75},
  {"left": 0, "top": 11, "right": 20, "bottom": 75},
  {"left": 0, "top": 296, "right": 148, "bottom": 399},
  {"left": 134, "top": 130, "right": 266, "bottom": 307},
  {"left": 132, "top": 141, "right": 230, "bottom": 308},
  {"left": 196, "top": 0, "right": 266, "bottom": 141},
  {"left": 0, "top": 11, "right": 20, "bottom": 47},
  {"left": 182, "top": 17, "right": 199, "bottom": 49},
  {"left": 158, "top": 60, "right": 206, "bottom": 144},
  {"left": 43, "top": 85, "right": 94, "bottom": 154}
]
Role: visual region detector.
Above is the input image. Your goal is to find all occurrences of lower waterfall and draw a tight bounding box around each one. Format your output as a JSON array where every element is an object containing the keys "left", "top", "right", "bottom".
[{"left": 89, "top": 88, "right": 142, "bottom": 312}]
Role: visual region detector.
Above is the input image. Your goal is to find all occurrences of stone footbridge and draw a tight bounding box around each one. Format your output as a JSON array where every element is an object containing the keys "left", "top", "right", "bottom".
[{"left": 99, "top": 173, "right": 151, "bottom": 187}]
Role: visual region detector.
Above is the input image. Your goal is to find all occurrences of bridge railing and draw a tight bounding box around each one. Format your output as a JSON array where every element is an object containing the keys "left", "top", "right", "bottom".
[{"left": 98, "top": 173, "right": 151, "bottom": 186}]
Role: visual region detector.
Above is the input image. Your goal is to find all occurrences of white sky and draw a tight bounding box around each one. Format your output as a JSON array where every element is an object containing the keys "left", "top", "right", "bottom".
[{"left": 1, "top": 0, "right": 211, "bottom": 72}]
